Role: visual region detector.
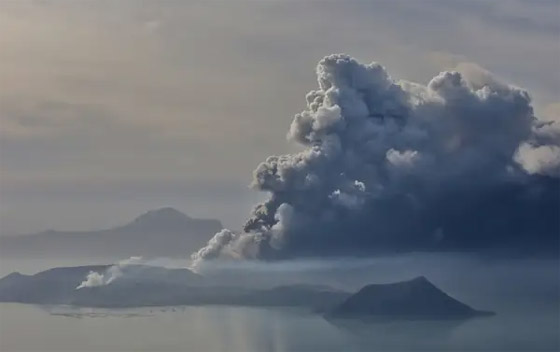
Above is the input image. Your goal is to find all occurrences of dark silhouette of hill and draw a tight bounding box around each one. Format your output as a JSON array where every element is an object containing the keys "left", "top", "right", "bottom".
[
  {"left": 0, "top": 267, "right": 494, "bottom": 320},
  {"left": 328, "top": 276, "right": 494, "bottom": 320},
  {"left": 0, "top": 265, "right": 111, "bottom": 305},
  {"left": 0, "top": 265, "right": 350, "bottom": 310},
  {"left": 0, "top": 208, "right": 222, "bottom": 258}
]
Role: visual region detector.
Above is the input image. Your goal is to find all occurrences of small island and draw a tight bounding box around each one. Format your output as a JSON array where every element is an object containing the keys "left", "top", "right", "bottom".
[{"left": 327, "top": 276, "right": 495, "bottom": 320}]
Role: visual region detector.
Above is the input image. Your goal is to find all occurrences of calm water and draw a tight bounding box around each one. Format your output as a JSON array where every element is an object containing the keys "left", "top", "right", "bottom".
[
  {"left": 1, "top": 303, "right": 558, "bottom": 352},
  {"left": 1, "top": 255, "right": 558, "bottom": 351}
]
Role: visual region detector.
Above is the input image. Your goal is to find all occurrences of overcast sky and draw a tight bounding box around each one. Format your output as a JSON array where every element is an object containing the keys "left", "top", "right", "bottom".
[{"left": 1, "top": 0, "right": 559, "bottom": 234}]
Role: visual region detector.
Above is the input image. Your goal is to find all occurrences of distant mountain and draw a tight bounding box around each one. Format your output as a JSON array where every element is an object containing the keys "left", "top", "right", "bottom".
[
  {"left": 0, "top": 208, "right": 222, "bottom": 258},
  {"left": 327, "top": 276, "right": 494, "bottom": 320}
]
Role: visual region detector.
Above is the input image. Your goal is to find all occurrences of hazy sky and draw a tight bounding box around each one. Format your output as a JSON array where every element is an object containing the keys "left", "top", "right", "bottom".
[{"left": 1, "top": 0, "right": 559, "bottom": 234}]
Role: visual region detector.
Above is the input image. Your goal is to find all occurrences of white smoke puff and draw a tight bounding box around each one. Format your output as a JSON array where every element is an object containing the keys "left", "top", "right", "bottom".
[
  {"left": 330, "top": 180, "right": 367, "bottom": 209},
  {"left": 189, "top": 229, "right": 260, "bottom": 271},
  {"left": 76, "top": 265, "right": 123, "bottom": 289},
  {"left": 354, "top": 180, "right": 365, "bottom": 191},
  {"left": 386, "top": 149, "right": 420, "bottom": 170},
  {"left": 269, "top": 203, "right": 294, "bottom": 249},
  {"left": 76, "top": 271, "right": 106, "bottom": 289},
  {"left": 515, "top": 143, "right": 560, "bottom": 177},
  {"left": 76, "top": 256, "right": 142, "bottom": 289},
  {"left": 190, "top": 229, "right": 236, "bottom": 262},
  {"left": 191, "top": 54, "right": 559, "bottom": 264},
  {"left": 312, "top": 104, "right": 343, "bottom": 131}
]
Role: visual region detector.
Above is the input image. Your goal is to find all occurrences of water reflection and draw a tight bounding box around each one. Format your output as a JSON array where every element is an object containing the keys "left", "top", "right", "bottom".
[
  {"left": 326, "top": 317, "right": 472, "bottom": 351},
  {"left": 1, "top": 303, "right": 558, "bottom": 352}
]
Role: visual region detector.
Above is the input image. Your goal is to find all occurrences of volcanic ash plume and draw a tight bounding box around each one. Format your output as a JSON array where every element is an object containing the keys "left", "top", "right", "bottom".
[{"left": 190, "top": 54, "right": 560, "bottom": 270}]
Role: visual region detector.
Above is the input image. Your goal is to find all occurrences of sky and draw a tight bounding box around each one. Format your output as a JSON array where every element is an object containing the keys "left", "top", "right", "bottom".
[{"left": 1, "top": 0, "right": 559, "bottom": 235}]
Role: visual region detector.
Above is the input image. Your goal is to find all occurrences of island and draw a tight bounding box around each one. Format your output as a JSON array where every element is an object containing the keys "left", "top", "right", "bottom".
[
  {"left": 327, "top": 276, "right": 495, "bottom": 320},
  {"left": 0, "top": 267, "right": 494, "bottom": 321}
]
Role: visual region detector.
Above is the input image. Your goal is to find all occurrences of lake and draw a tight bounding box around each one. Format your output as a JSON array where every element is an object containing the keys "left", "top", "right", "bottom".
[
  {"left": 1, "top": 255, "right": 559, "bottom": 351},
  {"left": 1, "top": 302, "right": 558, "bottom": 352}
]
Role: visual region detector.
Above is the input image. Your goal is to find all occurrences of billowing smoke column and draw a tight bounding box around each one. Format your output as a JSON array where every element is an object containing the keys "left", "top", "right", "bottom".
[{"left": 191, "top": 54, "right": 559, "bottom": 269}]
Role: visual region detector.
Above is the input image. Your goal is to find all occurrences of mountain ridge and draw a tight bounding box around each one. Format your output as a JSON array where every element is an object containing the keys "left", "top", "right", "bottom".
[{"left": 0, "top": 208, "right": 222, "bottom": 258}]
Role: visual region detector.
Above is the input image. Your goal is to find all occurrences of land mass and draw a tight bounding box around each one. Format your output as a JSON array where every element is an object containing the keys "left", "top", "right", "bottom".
[
  {"left": 327, "top": 276, "right": 494, "bottom": 320},
  {"left": 0, "top": 265, "right": 493, "bottom": 320},
  {"left": 0, "top": 208, "right": 222, "bottom": 258}
]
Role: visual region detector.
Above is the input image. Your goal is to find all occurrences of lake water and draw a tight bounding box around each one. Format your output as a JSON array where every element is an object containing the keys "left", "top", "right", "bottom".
[
  {"left": 1, "top": 303, "right": 558, "bottom": 352},
  {"left": 1, "top": 255, "right": 558, "bottom": 351}
]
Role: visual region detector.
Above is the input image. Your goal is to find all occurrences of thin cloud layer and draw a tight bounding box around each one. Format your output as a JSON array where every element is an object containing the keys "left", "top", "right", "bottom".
[{"left": 191, "top": 54, "right": 559, "bottom": 268}]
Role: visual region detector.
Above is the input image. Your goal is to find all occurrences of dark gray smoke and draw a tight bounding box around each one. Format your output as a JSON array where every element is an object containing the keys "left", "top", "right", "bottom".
[{"left": 191, "top": 54, "right": 559, "bottom": 269}]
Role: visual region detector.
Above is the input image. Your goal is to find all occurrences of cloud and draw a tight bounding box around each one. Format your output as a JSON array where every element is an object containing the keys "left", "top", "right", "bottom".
[
  {"left": 191, "top": 54, "right": 559, "bottom": 267},
  {"left": 534, "top": 103, "right": 560, "bottom": 142},
  {"left": 2, "top": 1, "right": 559, "bottom": 235},
  {"left": 515, "top": 143, "right": 560, "bottom": 177},
  {"left": 386, "top": 149, "right": 421, "bottom": 170},
  {"left": 515, "top": 102, "right": 560, "bottom": 177}
]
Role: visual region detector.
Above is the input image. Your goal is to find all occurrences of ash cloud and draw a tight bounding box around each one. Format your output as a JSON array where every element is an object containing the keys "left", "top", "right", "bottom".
[{"left": 191, "top": 54, "right": 559, "bottom": 269}]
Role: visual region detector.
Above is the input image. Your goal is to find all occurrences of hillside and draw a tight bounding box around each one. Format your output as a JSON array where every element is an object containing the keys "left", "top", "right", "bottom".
[
  {"left": 328, "top": 276, "right": 494, "bottom": 320},
  {"left": 0, "top": 208, "right": 222, "bottom": 258},
  {"left": 0, "top": 265, "right": 350, "bottom": 309}
]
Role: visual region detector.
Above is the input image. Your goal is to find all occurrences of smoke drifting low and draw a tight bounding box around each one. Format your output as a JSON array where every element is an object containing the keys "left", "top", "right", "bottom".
[
  {"left": 191, "top": 54, "right": 559, "bottom": 268},
  {"left": 76, "top": 257, "right": 192, "bottom": 289},
  {"left": 76, "top": 257, "right": 143, "bottom": 289}
]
